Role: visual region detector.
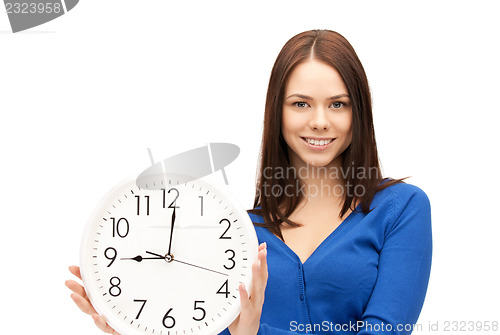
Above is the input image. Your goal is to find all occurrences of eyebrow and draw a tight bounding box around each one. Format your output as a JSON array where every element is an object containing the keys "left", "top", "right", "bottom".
[{"left": 285, "top": 93, "right": 350, "bottom": 100}]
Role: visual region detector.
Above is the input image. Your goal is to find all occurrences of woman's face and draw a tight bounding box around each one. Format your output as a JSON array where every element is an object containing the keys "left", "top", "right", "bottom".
[{"left": 281, "top": 59, "right": 353, "bottom": 169}]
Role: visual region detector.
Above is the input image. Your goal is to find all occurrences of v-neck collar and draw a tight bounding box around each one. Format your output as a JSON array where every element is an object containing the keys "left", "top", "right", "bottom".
[{"left": 263, "top": 204, "right": 360, "bottom": 265}]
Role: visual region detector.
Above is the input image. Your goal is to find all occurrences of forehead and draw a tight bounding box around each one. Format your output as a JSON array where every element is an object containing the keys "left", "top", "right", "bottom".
[{"left": 284, "top": 59, "right": 348, "bottom": 96}]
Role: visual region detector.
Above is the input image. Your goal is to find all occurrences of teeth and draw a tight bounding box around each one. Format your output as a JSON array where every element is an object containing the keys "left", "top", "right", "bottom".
[{"left": 305, "top": 138, "right": 332, "bottom": 146}]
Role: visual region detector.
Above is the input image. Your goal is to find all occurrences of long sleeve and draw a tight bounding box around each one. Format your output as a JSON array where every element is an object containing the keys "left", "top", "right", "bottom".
[
  {"left": 357, "top": 187, "right": 432, "bottom": 334},
  {"left": 219, "top": 183, "right": 432, "bottom": 335}
]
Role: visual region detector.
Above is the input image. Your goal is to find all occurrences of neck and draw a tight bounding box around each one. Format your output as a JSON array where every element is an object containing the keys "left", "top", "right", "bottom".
[{"left": 291, "top": 155, "right": 346, "bottom": 207}]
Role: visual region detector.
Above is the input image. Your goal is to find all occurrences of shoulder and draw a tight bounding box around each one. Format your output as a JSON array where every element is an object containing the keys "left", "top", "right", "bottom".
[
  {"left": 373, "top": 181, "right": 430, "bottom": 211},
  {"left": 371, "top": 181, "right": 432, "bottom": 236}
]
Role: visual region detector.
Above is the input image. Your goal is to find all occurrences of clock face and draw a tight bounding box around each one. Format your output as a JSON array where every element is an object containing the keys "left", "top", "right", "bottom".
[{"left": 80, "top": 176, "right": 258, "bottom": 335}]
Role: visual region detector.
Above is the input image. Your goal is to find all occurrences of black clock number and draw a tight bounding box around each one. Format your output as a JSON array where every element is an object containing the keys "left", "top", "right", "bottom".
[
  {"left": 162, "top": 308, "right": 176, "bottom": 328},
  {"left": 219, "top": 218, "right": 231, "bottom": 239},
  {"left": 134, "top": 299, "right": 147, "bottom": 319},
  {"left": 167, "top": 188, "right": 179, "bottom": 209},
  {"left": 216, "top": 279, "right": 230, "bottom": 298},
  {"left": 111, "top": 217, "right": 129, "bottom": 238},
  {"left": 104, "top": 247, "right": 117, "bottom": 267},
  {"left": 192, "top": 300, "right": 206, "bottom": 321},
  {"left": 224, "top": 249, "right": 236, "bottom": 270},
  {"left": 135, "top": 195, "right": 150, "bottom": 216},
  {"left": 109, "top": 277, "right": 121, "bottom": 297}
]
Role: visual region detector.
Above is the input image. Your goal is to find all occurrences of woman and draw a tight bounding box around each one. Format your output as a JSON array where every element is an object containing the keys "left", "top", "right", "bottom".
[{"left": 67, "top": 29, "right": 432, "bottom": 335}]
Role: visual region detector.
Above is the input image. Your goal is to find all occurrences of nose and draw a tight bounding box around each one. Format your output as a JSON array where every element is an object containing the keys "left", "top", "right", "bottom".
[{"left": 309, "top": 107, "right": 330, "bottom": 131}]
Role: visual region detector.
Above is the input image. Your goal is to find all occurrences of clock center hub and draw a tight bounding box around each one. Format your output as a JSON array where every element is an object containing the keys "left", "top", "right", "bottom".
[{"left": 164, "top": 253, "right": 174, "bottom": 263}]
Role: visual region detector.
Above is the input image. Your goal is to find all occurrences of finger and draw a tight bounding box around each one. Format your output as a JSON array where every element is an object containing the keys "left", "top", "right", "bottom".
[
  {"left": 70, "top": 292, "right": 97, "bottom": 315},
  {"left": 69, "top": 265, "right": 82, "bottom": 280},
  {"left": 65, "top": 280, "right": 87, "bottom": 299},
  {"left": 258, "top": 242, "right": 267, "bottom": 252},
  {"left": 250, "top": 259, "right": 266, "bottom": 304},
  {"left": 251, "top": 248, "right": 268, "bottom": 303},
  {"left": 258, "top": 248, "right": 268, "bottom": 282},
  {"left": 93, "top": 314, "right": 119, "bottom": 334},
  {"left": 238, "top": 282, "right": 250, "bottom": 309}
]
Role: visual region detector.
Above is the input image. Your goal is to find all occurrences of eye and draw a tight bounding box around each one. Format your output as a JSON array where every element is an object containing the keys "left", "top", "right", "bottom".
[
  {"left": 293, "top": 101, "right": 309, "bottom": 108},
  {"left": 331, "top": 101, "right": 344, "bottom": 109}
]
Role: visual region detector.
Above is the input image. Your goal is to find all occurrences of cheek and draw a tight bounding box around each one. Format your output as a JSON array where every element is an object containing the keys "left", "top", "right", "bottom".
[
  {"left": 281, "top": 109, "right": 301, "bottom": 137},
  {"left": 333, "top": 111, "right": 353, "bottom": 138}
]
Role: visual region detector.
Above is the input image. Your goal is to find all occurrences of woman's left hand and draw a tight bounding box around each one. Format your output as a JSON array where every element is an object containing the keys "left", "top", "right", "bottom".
[
  {"left": 228, "top": 242, "right": 268, "bottom": 335},
  {"left": 66, "top": 266, "right": 120, "bottom": 334}
]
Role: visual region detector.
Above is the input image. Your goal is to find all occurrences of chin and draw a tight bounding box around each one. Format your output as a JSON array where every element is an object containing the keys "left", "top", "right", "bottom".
[
  {"left": 306, "top": 160, "right": 331, "bottom": 167},
  {"left": 300, "top": 155, "right": 340, "bottom": 168}
]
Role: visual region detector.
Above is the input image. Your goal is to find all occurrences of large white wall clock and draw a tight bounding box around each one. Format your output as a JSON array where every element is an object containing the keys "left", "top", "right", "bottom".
[{"left": 80, "top": 171, "right": 258, "bottom": 335}]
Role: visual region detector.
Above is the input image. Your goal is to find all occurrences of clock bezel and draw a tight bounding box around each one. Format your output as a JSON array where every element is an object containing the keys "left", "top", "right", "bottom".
[{"left": 80, "top": 175, "right": 258, "bottom": 335}]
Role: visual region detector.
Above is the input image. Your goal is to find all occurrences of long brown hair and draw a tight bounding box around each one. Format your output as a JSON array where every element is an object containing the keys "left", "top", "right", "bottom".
[{"left": 249, "top": 29, "right": 405, "bottom": 240}]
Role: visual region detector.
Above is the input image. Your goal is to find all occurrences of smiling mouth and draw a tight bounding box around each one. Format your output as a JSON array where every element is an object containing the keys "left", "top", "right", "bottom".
[{"left": 301, "top": 137, "right": 334, "bottom": 146}]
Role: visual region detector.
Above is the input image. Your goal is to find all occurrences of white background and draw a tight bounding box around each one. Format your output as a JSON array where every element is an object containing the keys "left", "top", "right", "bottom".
[{"left": 1, "top": 0, "right": 499, "bottom": 334}]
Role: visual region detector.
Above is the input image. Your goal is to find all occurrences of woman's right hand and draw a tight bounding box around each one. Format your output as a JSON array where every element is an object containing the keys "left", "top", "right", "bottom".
[
  {"left": 65, "top": 265, "right": 120, "bottom": 334},
  {"left": 228, "top": 242, "right": 268, "bottom": 335}
]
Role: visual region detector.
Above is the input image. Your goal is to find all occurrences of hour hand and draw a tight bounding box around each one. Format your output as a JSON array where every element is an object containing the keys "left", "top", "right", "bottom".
[
  {"left": 121, "top": 253, "right": 164, "bottom": 262},
  {"left": 121, "top": 255, "right": 144, "bottom": 262}
]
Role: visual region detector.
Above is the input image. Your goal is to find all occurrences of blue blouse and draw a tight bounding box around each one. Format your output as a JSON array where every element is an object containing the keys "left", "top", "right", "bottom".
[{"left": 220, "top": 182, "right": 432, "bottom": 334}]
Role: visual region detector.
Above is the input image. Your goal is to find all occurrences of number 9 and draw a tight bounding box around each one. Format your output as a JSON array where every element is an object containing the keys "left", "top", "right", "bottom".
[{"left": 105, "top": 247, "right": 117, "bottom": 267}]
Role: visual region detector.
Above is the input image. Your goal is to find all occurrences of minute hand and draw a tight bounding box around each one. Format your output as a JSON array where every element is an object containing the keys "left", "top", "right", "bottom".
[{"left": 167, "top": 205, "right": 176, "bottom": 255}]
